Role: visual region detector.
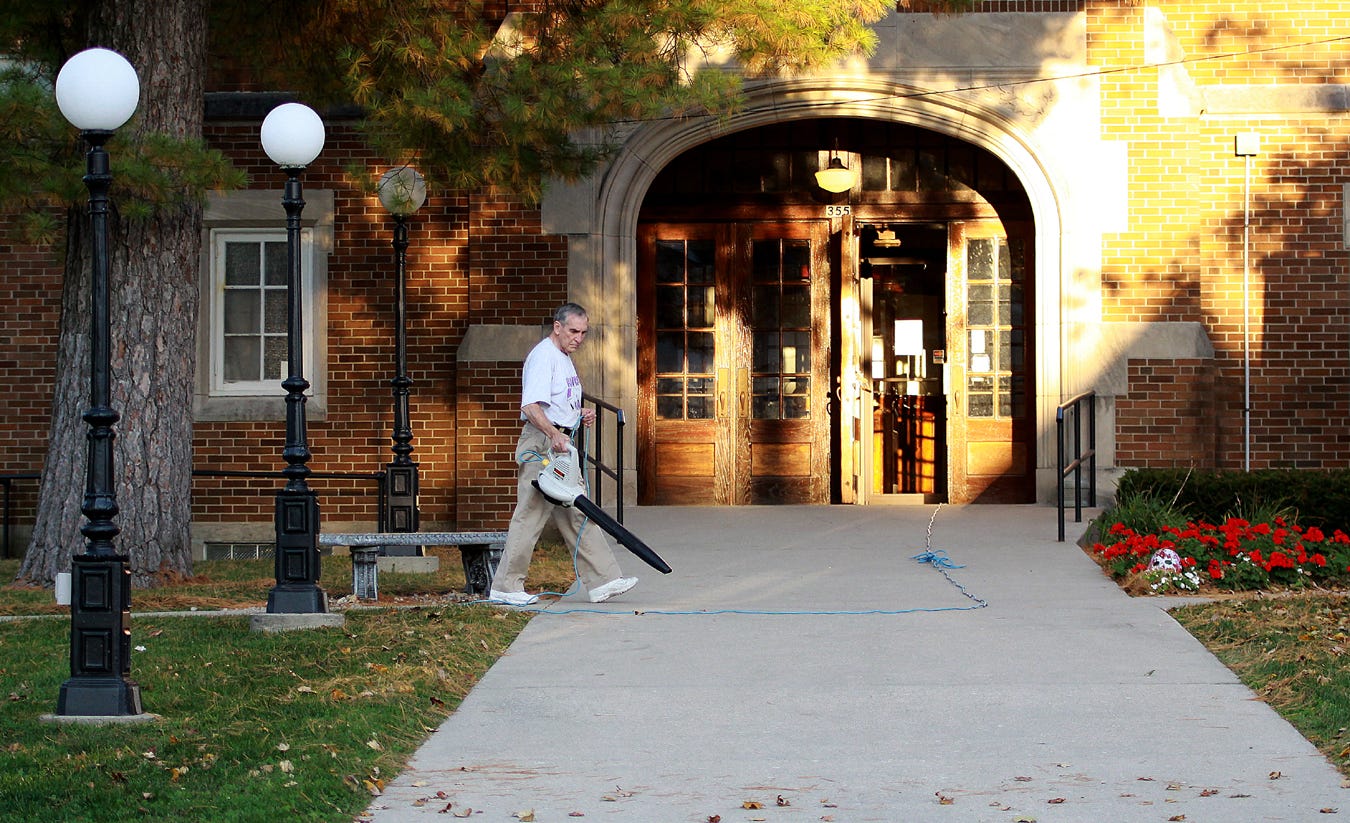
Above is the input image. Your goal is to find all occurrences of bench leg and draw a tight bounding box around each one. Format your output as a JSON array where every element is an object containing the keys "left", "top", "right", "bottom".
[
  {"left": 459, "top": 543, "right": 503, "bottom": 597},
  {"left": 351, "top": 547, "right": 380, "bottom": 601}
]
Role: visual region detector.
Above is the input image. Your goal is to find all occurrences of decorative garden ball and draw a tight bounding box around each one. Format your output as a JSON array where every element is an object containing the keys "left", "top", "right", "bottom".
[{"left": 1148, "top": 547, "right": 1183, "bottom": 572}]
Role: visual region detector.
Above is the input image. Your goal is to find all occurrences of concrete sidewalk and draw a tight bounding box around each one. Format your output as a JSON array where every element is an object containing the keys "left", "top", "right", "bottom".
[{"left": 360, "top": 505, "right": 1348, "bottom": 822}]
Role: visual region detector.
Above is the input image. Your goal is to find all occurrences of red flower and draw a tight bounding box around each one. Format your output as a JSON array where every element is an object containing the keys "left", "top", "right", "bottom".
[{"left": 1304, "top": 526, "right": 1325, "bottom": 543}]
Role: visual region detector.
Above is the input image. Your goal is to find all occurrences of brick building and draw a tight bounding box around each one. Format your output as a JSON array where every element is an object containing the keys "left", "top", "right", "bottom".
[{"left": 3, "top": 2, "right": 1348, "bottom": 557}]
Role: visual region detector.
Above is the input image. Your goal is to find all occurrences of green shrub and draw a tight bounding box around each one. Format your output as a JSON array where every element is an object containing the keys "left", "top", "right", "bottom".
[{"left": 1116, "top": 468, "right": 1350, "bottom": 533}]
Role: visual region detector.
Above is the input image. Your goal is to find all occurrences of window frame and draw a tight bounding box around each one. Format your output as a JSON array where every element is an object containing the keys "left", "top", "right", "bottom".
[{"left": 195, "top": 189, "right": 333, "bottom": 422}]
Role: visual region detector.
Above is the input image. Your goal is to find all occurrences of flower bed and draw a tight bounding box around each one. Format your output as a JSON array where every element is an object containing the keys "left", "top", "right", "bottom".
[{"left": 1089, "top": 517, "right": 1350, "bottom": 594}]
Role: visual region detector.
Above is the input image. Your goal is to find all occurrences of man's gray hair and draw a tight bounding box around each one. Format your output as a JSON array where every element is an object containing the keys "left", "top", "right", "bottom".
[{"left": 553, "top": 302, "right": 588, "bottom": 324}]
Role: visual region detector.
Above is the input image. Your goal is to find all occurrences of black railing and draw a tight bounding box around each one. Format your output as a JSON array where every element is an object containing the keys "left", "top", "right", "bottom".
[
  {"left": 0, "top": 470, "right": 385, "bottom": 560},
  {"left": 1, "top": 400, "right": 631, "bottom": 556},
  {"left": 581, "top": 393, "right": 627, "bottom": 524},
  {"left": 1056, "top": 390, "right": 1097, "bottom": 542}
]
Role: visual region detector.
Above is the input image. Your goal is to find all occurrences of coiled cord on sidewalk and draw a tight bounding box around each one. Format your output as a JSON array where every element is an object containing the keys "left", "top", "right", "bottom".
[{"left": 482, "top": 500, "right": 989, "bottom": 617}]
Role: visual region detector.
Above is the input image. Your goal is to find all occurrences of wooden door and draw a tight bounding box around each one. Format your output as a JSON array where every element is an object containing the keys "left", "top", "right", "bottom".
[
  {"left": 946, "top": 221, "right": 1035, "bottom": 503},
  {"left": 637, "top": 221, "right": 831, "bottom": 504}
]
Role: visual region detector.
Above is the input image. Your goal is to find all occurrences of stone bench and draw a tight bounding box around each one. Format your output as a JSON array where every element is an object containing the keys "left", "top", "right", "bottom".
[{"left": 318, "top": 532, "right": 507, "bottom": 597}]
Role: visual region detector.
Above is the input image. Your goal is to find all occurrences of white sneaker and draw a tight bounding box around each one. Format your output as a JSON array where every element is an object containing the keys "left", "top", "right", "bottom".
[
  {"left": 489, "top": 589, "right": 539, "bottom": 606},
  {"left": 588, "top": 576, "right": 638, "bottom": 603}
]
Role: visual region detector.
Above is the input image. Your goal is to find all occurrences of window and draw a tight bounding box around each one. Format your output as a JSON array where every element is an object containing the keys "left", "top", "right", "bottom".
[
  {"left": 654, "top": 238, "right": 716, "bottom": 420},
  {"left": 196, "top": 190, "right": 333, "bottom": 421},
  {"left": 212, "top": 229, "right": 306, "bottom": 393},
  {"left": 964, "top": 236, "right": 1025, "bottom": 419}
]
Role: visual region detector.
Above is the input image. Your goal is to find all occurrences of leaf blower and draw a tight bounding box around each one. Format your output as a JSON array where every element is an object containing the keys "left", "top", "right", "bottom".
[{"left": 533, "top": 443, "right": 672, "bottom": 574}]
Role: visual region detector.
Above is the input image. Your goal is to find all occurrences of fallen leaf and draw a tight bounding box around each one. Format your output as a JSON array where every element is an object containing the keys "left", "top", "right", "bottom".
[
  {"left": 707, "top": 816, "right": 721, "bottom": 822},
  {"left": 452, "top": 808, "right": 473, "bottom": 818},
  {"left": 296, "top": 685, "right": 315, "bottom": 694},
  {"left": 1169, "top": 816, "right": 1186, "bottom": 822},
  {"left": 1319, "top": 809, "right": 1339, "bottom": 815},
  {"left": 514, "top": 810, "right": 535, "bottom": 822},
  {"left": 777, "top": 794, "right": 790, "bottom": 806},
  {"left": 935, "top": 792, "right": 954, "bottom": 806},
  {"left": 1200, "top": 788, "right": 1218, "bottom": 797},
  {"left": 279, "top": 760, "right": 294, "bottom": 774},
  {"left": 366, "top": 739, "right": 383, "bottom": 751},
  {"left": 1047, "top": 797, "right": 1066, "bottom": 804},
  {"left": 1015, "top": 776, "right": 1033, "bottom": 782},
  {"left": 1270, "top": 771, "right": 1283, "bottom": 780},
  {"left": 569, "top": 813, "right": 585, "bottom": 818},
  {"left": 743, "top": 800, "right": 764, "bottom": 810}
]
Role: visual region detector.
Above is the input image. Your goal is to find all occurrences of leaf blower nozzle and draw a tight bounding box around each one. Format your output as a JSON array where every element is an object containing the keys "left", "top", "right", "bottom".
[{"left": 533, "top": 444, "right": 672, "bottom": 574}]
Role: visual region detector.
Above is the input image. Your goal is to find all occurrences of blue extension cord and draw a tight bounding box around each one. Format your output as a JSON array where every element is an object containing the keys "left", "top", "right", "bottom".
[{"left": 478, "top": 475, "right": 989, "bottom": 616}]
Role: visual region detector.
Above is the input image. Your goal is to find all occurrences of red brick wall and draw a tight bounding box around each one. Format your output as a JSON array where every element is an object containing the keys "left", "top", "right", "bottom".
[
  {"left": 454, "top": 360, "right": 528, "bottom": 530},
  {"left": 468, "top": 188, "right": 568, "bottom": 323},
  {"left": 0, "top": 215, "right": 62, "bottom": 549},
  {"left": 1115, "top": 358, "right": 1221, "bottom": 469},
  {"left": 188, "top": 120, "right": 570, "bottom": 532}
]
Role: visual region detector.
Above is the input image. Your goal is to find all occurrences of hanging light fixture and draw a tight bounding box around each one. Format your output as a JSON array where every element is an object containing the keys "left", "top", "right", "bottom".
[{"left": 815, "top": 150, "right": 856, "bottom": 193}]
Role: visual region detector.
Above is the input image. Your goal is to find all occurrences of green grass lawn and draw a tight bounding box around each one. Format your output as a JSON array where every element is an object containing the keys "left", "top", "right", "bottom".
[
  {"left": 0, "top": 542, "right": 582, "bottom": 822},
  {"left": 2, "top": 547, "right": 1346, "bottom": 822},
  {"left": 1171, "top": 592, "right": 1350, "bottom": 780}
]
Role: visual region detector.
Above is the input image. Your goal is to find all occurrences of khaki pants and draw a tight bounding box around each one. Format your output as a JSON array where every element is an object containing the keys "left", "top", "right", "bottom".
[{"left": 489, "top": 424, "right": 623, "bottom": 594}]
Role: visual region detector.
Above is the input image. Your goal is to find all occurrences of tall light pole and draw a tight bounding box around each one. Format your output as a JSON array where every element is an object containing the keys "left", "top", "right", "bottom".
[
  {"left": 53, "top": 48, "right": 144, "bottom": 717},
  {"left": 260, "top": 103, "right": 327, "bottom": 613},
  {"left": 376, "top": 167, "right": 427, "bottom": 551}
]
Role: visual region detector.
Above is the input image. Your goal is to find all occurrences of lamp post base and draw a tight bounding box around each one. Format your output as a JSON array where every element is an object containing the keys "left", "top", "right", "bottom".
[
  {"left": 266, "top": 584, "right": 329, "bottom": 614},
  {"left": 267, "top": 488, "right": 327, "bottom": 614},
  {"left": 59, "top": 554, "right": 142, "bottom": 717},
  {"left": 57, "top": 676, "right": 143, "bottom": 717}
]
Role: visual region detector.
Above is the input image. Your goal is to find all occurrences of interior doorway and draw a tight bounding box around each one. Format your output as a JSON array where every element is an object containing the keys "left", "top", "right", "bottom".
[{"left": 857, "top": 223, "right": 948, "bottom": 502}]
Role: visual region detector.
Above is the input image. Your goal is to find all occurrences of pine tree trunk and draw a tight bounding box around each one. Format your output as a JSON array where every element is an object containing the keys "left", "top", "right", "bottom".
[{"left": 17, "top": 0, "right": 206, "bottom": 588}]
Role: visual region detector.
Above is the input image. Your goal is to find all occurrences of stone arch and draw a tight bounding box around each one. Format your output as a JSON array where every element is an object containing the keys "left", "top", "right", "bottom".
[{"left": 550, "top": 78, "right": 1069, "bottom": 500}]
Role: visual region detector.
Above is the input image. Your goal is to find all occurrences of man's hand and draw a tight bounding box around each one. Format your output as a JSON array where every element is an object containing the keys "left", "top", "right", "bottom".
[{"left": 580, "top": 407, "right": 596, "bottom": 427}]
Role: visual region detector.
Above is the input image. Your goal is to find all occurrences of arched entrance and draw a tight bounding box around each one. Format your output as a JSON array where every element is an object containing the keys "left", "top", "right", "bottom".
[{"left": 634, "top": 119, "right": 1035, "bottom": 505}]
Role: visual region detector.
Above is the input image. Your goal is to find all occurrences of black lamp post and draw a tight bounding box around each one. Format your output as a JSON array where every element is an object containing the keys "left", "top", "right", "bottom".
[
  {"left": 53, "top": 47, "right": 144, "bottom": 717},
  {"left": 260, "top": 103, "right": 328, "bottom": 614},
  {"left": 375, "top": 167, "right": 427, "bottom": 550}
]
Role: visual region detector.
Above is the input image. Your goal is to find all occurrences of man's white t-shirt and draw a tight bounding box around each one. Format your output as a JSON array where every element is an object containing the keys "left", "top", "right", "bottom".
[{"left": 520, "top": 337, "right": 582, "bottom": 428}]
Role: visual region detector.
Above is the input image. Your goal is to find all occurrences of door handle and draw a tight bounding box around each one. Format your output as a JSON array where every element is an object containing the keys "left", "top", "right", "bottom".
[
  {"left": 737, "top": 367, "right": 749, "bottom": 418},
  {"left": 717, "top": 367, "right": 729, "bottom": 418}
]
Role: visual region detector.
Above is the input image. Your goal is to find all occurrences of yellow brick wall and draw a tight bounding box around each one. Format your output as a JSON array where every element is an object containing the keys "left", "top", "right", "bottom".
[{"left": 1091, "top": 1, "right": 1350, "bottom": 468}]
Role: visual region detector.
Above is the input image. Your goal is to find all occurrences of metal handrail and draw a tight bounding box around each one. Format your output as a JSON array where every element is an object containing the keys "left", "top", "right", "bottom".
[
  {"left": 582, "top": 393, "right": 627, "bottom": 524},
  {"left": 1056, "top": 390, "right": 1097, "bottom": 542}
]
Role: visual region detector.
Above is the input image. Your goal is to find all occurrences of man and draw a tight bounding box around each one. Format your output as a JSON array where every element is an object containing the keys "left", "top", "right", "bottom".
[{"left": 488, "top": 303, "right": 639, "bottom": 606}]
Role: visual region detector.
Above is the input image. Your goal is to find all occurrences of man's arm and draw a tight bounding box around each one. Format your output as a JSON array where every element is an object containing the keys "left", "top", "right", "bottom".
[{"left": 522, "top": 402, "right": 572, "bottom": 454}]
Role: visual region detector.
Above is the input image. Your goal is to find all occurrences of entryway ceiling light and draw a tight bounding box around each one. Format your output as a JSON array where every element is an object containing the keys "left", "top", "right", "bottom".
[
  {"left": 873, "top": 228, "right": 902, "bottom": 247},
  {"left": 815, "top": 156, "right": 856, "bottom": 193}
]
